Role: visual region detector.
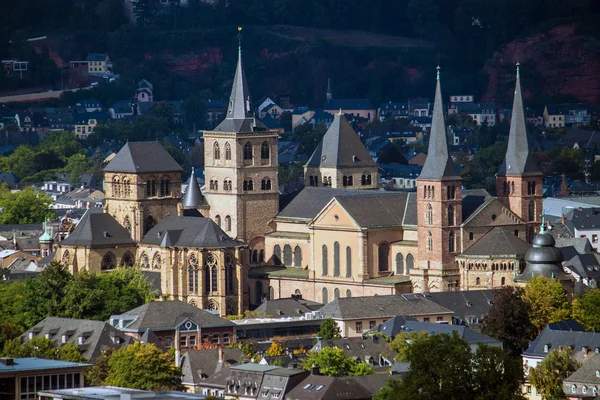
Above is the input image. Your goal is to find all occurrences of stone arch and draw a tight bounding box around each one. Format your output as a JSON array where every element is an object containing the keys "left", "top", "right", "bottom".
[
  {"left": 189, "top": 299, "right": 198, "bottom": 307},
  {"left": 395, "top": 253, "right": 404, "bottom": 274},
  {"left": 426, "top": 203, "right": 433, "bottom": 225},
  {"left": 225, "top": 142, "right": 232, "bottom": 160},
  {"left": 140, "top": 252, "right": 149, "bottom": 269},
  {"left": 334, "top": 288, "right": 340, "bottom": 299},
  {"left": 346, "top": 289, "right": 352, "bottom": 297},
  {"left": 322, "top": 287, "right": 328, "bottom": 304},
  {"left": 213, "top": 142, "right": 221, "bottom": 160},
  {"left": 283, "top": 244, "right": 292, "bottom": 266},
  {"left": 144, "top": 215, "right": 156, "bottom": 235},
  {"left": 207, "top": 299, "right": 219, "bottom": 311},
  {"left": 101, "top": 252, "right": 116, "bottom": 270},
  {"left": 294, "top": 246, "right": 302, "bottom": 267},
  {"left": 243, "top": 142, "right": 253, "bottom": 160},
  {"left": 120, "top": 251, "right": 135, "bottom": 267},
  {"left": 61, "top": 249, "right": 70, "bottom": 265},
  {"left": 261, "top": 141, "right": 270, "bottom": 159},
  {"left": 152, "top": 252, "right": 161, "bottom": 269},
  {"left": 123, "top": 216, "right": 131, "bottom": 233},
  {"left": 406, "top": 253, "right": 414, "bottom": 270},
  {"left": 378, "top": 243, "right": 390, "bottom": 272}
]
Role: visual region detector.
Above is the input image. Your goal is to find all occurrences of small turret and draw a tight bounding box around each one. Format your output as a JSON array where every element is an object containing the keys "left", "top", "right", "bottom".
[{"left": 39, "top": 221, "right": 54, "bottom": 257}]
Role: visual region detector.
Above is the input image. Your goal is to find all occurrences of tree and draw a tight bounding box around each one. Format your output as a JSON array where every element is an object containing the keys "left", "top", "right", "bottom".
[
  {"left": 530, "top": 346, "right": 579, "bottom": 400},
  {"left": 302, "top": 347, "right": 373, "bottom": 377},
  {"left": 317, "top": 318, "right": 341, "bottom": 340},
  {"left": 523, "top": 276, "right": 572, "bottom": 332},
  {"left": 58, "top": 341, "right": 86, "bottom": 362},
  {"left": 0, "top": 186, "right": 54, "bottom": 224},
  {"left": 132, "top": 0, "right": 160, "bottom": 25},
  {"left": 481, "top": 286, "right": 537, "bottom": 356},
  {"left": 150, "top": 101, "right": 177, "bottom": 128},
  {"left": 3, "top": 146, "right": 37, "bottom": 179},
  {"left": 387, "top": 331, "right": 429, "bottom": 362},
  {"left": 182, "top": 94, "right": 206, "bottom": 133},
  {"left": 104, "top": 343, "right": 183, "bottom": 390},
  {"left": 63, "top": 154, "right": 92, "bottom": 184},
  {"left": 471, "top": 345, "right": 524, "bottom": 400},
  {"left": 86, "top": 348, "right": 114, "bottom": 386},
  {"left": 39, "top": 131, "right": 82, "bottom": 159},
  {"left": 572, "top": 289, "right": 600, "bottom": 331},
  {"left": 0, "top": 319, "right": 21, "bottom": 350},
  {"left": 265, "top": 340, "right": 285, "bottom": 357}
]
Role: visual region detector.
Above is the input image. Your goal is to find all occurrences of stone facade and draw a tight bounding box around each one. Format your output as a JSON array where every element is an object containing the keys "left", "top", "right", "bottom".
[
  {"left": 496, "top": 175, "right": 543, "bottom": 241},
  {"left": 104, "top": 171, "right": 182, "bottom": 241},
  {"left": 303, "top": 166, "right": 379, "bottom": 190},
  {"left": 59, "top": 245, "right": 136, "bottom": 274}
]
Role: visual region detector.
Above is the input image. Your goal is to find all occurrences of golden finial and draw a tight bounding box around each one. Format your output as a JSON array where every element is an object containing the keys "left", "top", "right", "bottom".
[{"left": 237, "top": 27, "right": 243, "bottom": 57}]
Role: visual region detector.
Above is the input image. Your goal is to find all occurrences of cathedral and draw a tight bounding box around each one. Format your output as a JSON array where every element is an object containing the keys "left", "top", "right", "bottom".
[{"left": 54, "top": 45, "right": 545, "bottom": 314}]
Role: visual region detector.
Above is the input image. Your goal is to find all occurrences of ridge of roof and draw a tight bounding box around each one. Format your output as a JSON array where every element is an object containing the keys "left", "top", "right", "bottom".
[{"left": 104, "top": 141, "right": 183, "bottom": 173}]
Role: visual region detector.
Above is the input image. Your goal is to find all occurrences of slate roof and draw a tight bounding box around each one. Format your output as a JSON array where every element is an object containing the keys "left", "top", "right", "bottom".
[
  {"left": 74, "top": 112, "right": 108, "bottom": 123},
  {"left": 372, "top": 319, "right": 501, "bottom": 347},
  {"left": 462, "top": 227, "right": 531, "bottom": 257},
  {"left": 568, "top": 208, "right": 600, "bottom": 231},
  {"left": 213, "top": 52, "right": 267, "bottom": 133},
  {"left": 253, "top": 297, "right": 323, "bottom": 318},
  {"left": 277, "top": 187, "right": 374, "bottom": 221},
  {"left": 111, "top": 100, "right": 133, "bottom": 114},
  {"left": 419, "top": 73, "right": 460, "bottom": 181},
  {"left": 140, "top": 216, "right": 244, "bottom": 249},
  {"left": 318, "top": 294, "right": 454, "bottom": 320},
  {"left": 558, "top": 128, "right": 600, "bottom": 150},
  {"left": 563, "top": 354, "right": 600, "bottom": 389},
  {"left": 104, "top": 141, "right": 183, "bottom": 173},
  {"left": 498, "top": 69, "right": 541, "bottom": 177},
  {"left": 181, "top": 348, "right": 246, "bottom": 384},
  {"left": 422, "top": 290, "right": 495, "bottom": 326},
  {"left": 334, "top": 192, "right": 408, "bottom": 228},
  {"left": 59, "top": 208, "right": 135, "bottom": 247},
  {"left": 564, "top": 254, "right": 600, "bottom": 279},
  {"left": 368, "top": 315, "right": 418, "bottom": 338},
  {"left": 461, "top": 191, "right": 493, "bottom": 222},
  {"left": 381, "top": 164, "right": 422, "bottom": 179},
  {"left": 312, "top": 337, "right": 394, "bottom": 366},
  {"left": 523, "top": 320, "right": 598, "bottom": 358},
  {"left": 115, "top": 300, "right": 235, "bottom": 331},
  {"left": 182, "top": 167, "right": 206, "bottom": 208},
  {"left": 305, "top": 114, "right": 376, "bottom": 168},
  {"left": 402, "top": 193, "right": 417, "bottom": 226},
  {"left": 286, "top": 374, "right": 372, "bottom": 400},
  {"left": 86, "top": 53, "right": 108, "bottom": 62},
  {"left": 22, "top": 317, "right": 131, "bottom": 361}
]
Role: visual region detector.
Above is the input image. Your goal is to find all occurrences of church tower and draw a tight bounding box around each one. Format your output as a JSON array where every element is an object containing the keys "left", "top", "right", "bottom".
[
  {"left": 412, "top": 67, "right": 463, "bottom": 293},
  {"left": 496, "top": 63, "right": 543, "bottom": 242},
  {"left": 203, "top": 31, "right": 279, "bottom": 252}
]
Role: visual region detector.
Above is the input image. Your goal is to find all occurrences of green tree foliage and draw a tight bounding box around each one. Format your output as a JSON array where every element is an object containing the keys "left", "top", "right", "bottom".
[
  {"left": 572, "top": 289, "right": 600, "bottom": 331},
  {"left": 303, "top": 347, "right": 374, "bottom": 377},
  {"left": 0, "top": 263, "right": 156, "bottom": 331},
  {"left": 86, "top": 348, "right": 114, "bottom": 386},
  {"left": 481, "top": 286, "right": 537, "bottom": 356},
  {"left": 530, "top": 346, "right": 579, "bottom": 400},
  {"left": 0, "top": 319, "right": 21, "bottom": 350},
  {"left": 317, "top": 318, "right": 341, "bottom": 340},
  {"left": 387, "top": 331, "right": 429, "bottom": 362},
  {"left": 0, "top": 186, "right": 54, "bottom": 224},
  {"left": 132, "top": 0, "right": 161, "bottom": 26},
  {"left": 293, "top": 123, "right": 327, "bottom": 156},
  {"left": 461, "top": 141, "right": 507, "bottom": 192},
  {"left": 278, "top": 163, "right": 304, "bottom": 186},
  {"left": 523, "top": 276, "right": 572, "bottom": 332},
  {"left": 549, "top": 147, "right": 583, "bottom": 178},
  {"left": 39, "top": 131, "right": 83, "bottom": 160},
  {"left": 182, "top": 94, "right": 206, "bottom": 132},
  {"left": 1, "top": 336, "right": 83, "bottom": 362},
  {"left": 104, "top": 343, "right": 183, "bottom": 390},
  {"left": 375, "top": 333, "right": 523, "bottom": 400},
  {"left": 150, "top": 101, "right": 176, "bottom": 128},
  {"left": 63, "top": 154, "right": 92, "bottom": 184}
]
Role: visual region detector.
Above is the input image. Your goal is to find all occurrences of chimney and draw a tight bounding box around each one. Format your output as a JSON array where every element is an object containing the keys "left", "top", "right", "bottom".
[
  {"left": 310, "top": 364, "right": 320, "bottom": 375},
  {"left": 218, "top": 347, "right": 225, "bottom": 362}
]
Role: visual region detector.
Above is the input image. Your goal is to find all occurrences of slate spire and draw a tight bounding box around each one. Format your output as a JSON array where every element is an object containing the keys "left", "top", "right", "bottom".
[
  {"left": 182, "top": 167, "right": 206, "bottom": 209},
  {"left": 497, "top": 62, "right": 541, "bottom": 176},
  {"left": 418, "top": 67, "right": 460, "bottom": 181}
]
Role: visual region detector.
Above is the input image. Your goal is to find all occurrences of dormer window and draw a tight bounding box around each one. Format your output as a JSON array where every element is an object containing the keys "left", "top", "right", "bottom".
[
  {"left": 544, "top": 344, "right": 550, "bottom": 353},
  {"left": 61, "top": 335, "right": 69, "bottom": 344},
  {"left": 596, "top": 370, "right": 600, "bottom": 378},
  {"left": 572, "top": 385, "right": 577, "bottom": 393},
  {"left": 28, "top": 332, "right": 34, "bottom": 340},
  {"left": 45, "top": 333, "right": 52, "bottom": 339},
  {"left": 583, "top": 386, "right": 587, "bottom": 395},
  {"left": 78, "top": 336, "right": 86, "bottom": 345}
]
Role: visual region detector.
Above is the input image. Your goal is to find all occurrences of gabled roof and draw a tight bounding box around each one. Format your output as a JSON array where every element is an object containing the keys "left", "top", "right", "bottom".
[
  {"left": 523, "top": 320, "right": 595, "bottom": 358},
  {"left": 318, "top": 294, "right": 453, "bottom": 320},
  {"left": 418, "top": 71, "right": 460, "bottom": 181},
  {"left": 498, "top": 66, "right": 541, "bottom": 177},
  {"left": 564, "top": 254, "right": 600, "bottom": 279},
  {"left": 277, "top": 187, "right": 372, "bottom": 221},
  {"left": 305, "top": 114, "right": 376, "bottom": 168},
  {"left": 86, "top": 53, "right": 108, "bottom": 62},
  {"left": 312, "top": 337, "right": 393, "bottom": 366},
  {"left": 104, "top": 141, "right": 183, "bottom": 173},
  {"left": 136, "top": 79, "right": 153, "bottom": 91},
  {"left": 462, "top": 227, "right": 531, "bottom": 258},
  {"left": 22, "top": 317, "right": 131, "bottom": 361},
  {"left": 182, "top": 348, "right": 245, "bottom": 384},
  {"left": 59, "top": 209, "right": 135, "bottom": 247},
  {"left": 333, "top": 192, "right": 408, "bottom": 228},
  {"left": 110, "top": 100, "right": 134, "bottom": 114},
  {"left": 253, "top": 297, "right": 322, "bottom": 318},
  {"left": 563, "top": 354, "right": 600, "bottom": 389},
  {"left": 140, "top": 216, "right": 244, "bottom": 249},
  {"left": 286, "top": 374, "right": 373, "bottom": 400},
  {"left": 116, "top": 300, "right": 235, "bottom": 331},
  {"left": 422, "top": 290, "right": 495, "bottom": 326}
]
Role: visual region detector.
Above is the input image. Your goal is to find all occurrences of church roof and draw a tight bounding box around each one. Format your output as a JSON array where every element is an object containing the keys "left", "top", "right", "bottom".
[
  {"left": 104, "top": 141, "right": 183, "bottom": 173},
  {"left": 461, "top": 227, "right": 531, "bottom": 258},
  {"left": 418, "top": 70, "right": 460, "bottom": 181},
  {"left": 140, "top": 216, "right": 244, "bottom": 249},
  {"left": 60, "top": 208, "right": 135, "bottom": 247},
  {"left": 334, "top": 193, "right": 408, "bottom": 228},
  {"left": 182, "top": 168, "right": 206, "bottom": 209},
  {"left": 213, "top": 50, "right": 267, "bottom": 133},
  {"left": 497, "top": 65, "right": 541, "bottom": 177},
  {"left": 305, "top": 113, "right": 377, "bottom": 168}
]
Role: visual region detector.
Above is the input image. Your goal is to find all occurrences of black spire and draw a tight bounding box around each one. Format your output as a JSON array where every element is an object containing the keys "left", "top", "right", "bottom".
[
  {"left": 497, "top": 63, "right": 541, "bottom": 176},
  {"left": 418, "top": 67, "right": 460, "bottom": 181}
]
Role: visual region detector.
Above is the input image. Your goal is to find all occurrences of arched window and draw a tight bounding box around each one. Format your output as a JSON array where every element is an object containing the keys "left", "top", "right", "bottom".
[
  {"left": 528, "top": 200, "right": 535, "bottom": 222},
  {"left": 378, "top": 243, "right": 390, "bottom": 272},
  {"left": 501, "top": 277, "right": 506, "bottom": 286},
  {"left": 215, "top": 215, "right": 221, "bottom": 227},
  {"left": 152, "top": 252, "right": 161, "bottom": 270},
  {"left": 139, "top": 252, "right": 149, "bottom": 269},
  {"left": 469, "top": 232, "right": 474, "bottom": 240},
  {"left": 255, "top": 281, "right": 263, "bottom": 304},
  {"left": 406, "top": 254, "right": 414, "bottom": 271},
  {"left": 346, "top": 289, "right": 352, "bottom": 298},
  {"left": 366, "top": 174, "right": 372, "bottom": 185},
  {"left": 448, "top": 205, "right": 454, "bottom": 226},
  {"left": 261, "top": 178, "right": 271, "bottom": 190},
  {"left": 211, "top": 266, "right": 218, "bottom": 292},
  {"left": 261, "top": 142, "right": 270, "bottom": 159},
  {"left": 121, "top": 252, "right": 135, "bottom": 267},
  {"left": 144, "top": 216, "right": 156, "bottom": 235},
  {"left": 269, "top": 286, "right": 274, "bottom": 300},
  {"left": 213, "top": 142, "right": 221, "bottom": 160},
  {"left": 449, "top": 231, "right": 455, "bottom": 253},
  {"left": 123, "top": 216, "right": 131, "bottom": 233},
  {"left": 294, "top": 246, "right": 302, "bottom": 267},
  {"left": 274, "top": 245, "right": 281, "bottom": 264},
  {"left": 259, "top": 249, "right": 265, "bottom": 263},
  {"left": 333, "top": 242, "right": 340, "bottom": 277},
  {"left": 122, "top": 177, "right": 130, "bottom": 198},
  {"left": 112, "top": 176, "right": 121, "bottom": 198},
  {"left": 322, "top": 245, "right": 328, "bottom": 276},
  {"left": 204, "top": 265, "right": 210, "bottom": 293},
  {"left": 426, "top": 204, "right": 433, "bottom": 225},
  {"left": 160, "top": 179, "right": 166, "bottom": 196},
  {"left": 243, "top": 179, "right": 254, "bottom": 191},
  {"left": 343, "top": 176, "right": 348, "bottom": 187},
  {"left": 514, "top": 229, "right": 519, "bottom": 237},
  {"left": 283, "top": 245, "right": 292, "bottom": 266},
  {"left": 322, "top": 288, "right": 328, "bottom": 304},
  {"left": 334, "top": 288, "right": 340, "bottom": 299},
  {"left": 427, "top": 232, "right": 433, "bottom": 251},
  {"left": 225, "top": 216, "right": 232, "bottom": 232},
  {"left": 243, "top": 142, "right": 253, "bottom": 160},
  {"left": 165, "top": 179, "right": 170, "bottom": 196},
  {"left": 476, "top": 277, "right": 481, "bottom": 285},
  {"left": 531, "top": 181, "right": 536, "bottom": 195},
  {"left": 101, "top": 252, "right": 116, "bottom": 270},
  {"left": 361, "top": 174, "right": 366, "bottom": 185},
  {"left": 225, "top": 142, "right": 231, "bottom": 160},
  {"left": 347, "top": 176, "right": 353, "bottom": 186},
  {"left": 396, "top": 253, "right": 404, "bottom": 274},
  {"left": 251, "top": 250, "right": 258, "bottom": 263},
  {"left": 346, "top": 246, "right": 352, "bottom": 278}
]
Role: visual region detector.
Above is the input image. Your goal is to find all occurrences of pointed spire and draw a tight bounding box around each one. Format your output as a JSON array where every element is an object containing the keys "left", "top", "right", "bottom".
[
  {"left": 497, "top": 63, "right": 541, "bottom": 176},
  {"left": 419, "top": 67, "right": 460, "bottom": 181},
  {"left": 326, "top": 77, "right": 332, "bottom": 102},
  {"left": 183, "top": 168, "right": 206, "bottom": 209}
]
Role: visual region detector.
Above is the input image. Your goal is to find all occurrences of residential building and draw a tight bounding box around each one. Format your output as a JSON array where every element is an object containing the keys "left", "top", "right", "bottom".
[
  {"left": 0, "top": 357, "right": 91, "bottom": 400},
  {"left": 543, "top": 105, "right": 566, "bottom": 128},
  {"left": 260, "top": 103, "right": 285, "bottom": 119},
  {"left": 74, "top": 112, "right": 108, "bottom": 139},
  {"left": 38, "top": 387, "right": 207, "bottom": 400},
  {"left": 75, "top": 99, "right": 102, "bottom": 112},
  {"left": 311, "top": 336, "right": 394, "bottom": 369},
  {"left": 545, "top": 103, "right": 590, "bottom": 127},
  {"left": 317, "top": 294, "right": 454, "bottom": 338},
  {"left": 378, "top": 101, "right": 409, "bottom": 121},
  {"left": 455, "top": 102, "right": 496, "bottom": 125},
  {"left": 252, "top": 296, "right": 322, "bottom": 318},
  {"left": 109, "top": 100, "right": 134, "bottom": 119},
  {"left": 408, "top": 97, "right": 432, "bottom": 117},
  {"left": 563, "top": 253, "right": 600, "bottom": 291},
  {"left": 380, "top": 164, "right": 421, "bottom": 190},
  {"left": 291, "top": 106, "right": 314, "bottom": 128},
  {"left": 233, "top": 316, "right": 323, "bottom": 341},
  {"left": 563, "top": 354, "right": 600, "bottom": 399},
  {"left": 421, "top": 289, "right": 495, "bottom": 327},
  {"left": 181, "top": 347, "right": 246, "bottom": 393},
  {"left": 135, "top": 79, "right": 153, "bottom": 103},
  {"left": 564, "top": 207, "right": 600, "bottom": 252},
  {"left": 324, "top": 78, "right": 376, "bottom": 122},
  {"left": 285, "top": 371, "right": 373, "bottom": 400},
  {"left": 406, "top": 150, "right": 426, "bottom": 166},
  {"left": 21, "top": 317, "right": 131, "bottom": 361},
  {"left": 86, "top": 53, "right": 110, "bottom": 75},
  {"left": 109, "top": 300, "right": 236, "bottom": 353}
]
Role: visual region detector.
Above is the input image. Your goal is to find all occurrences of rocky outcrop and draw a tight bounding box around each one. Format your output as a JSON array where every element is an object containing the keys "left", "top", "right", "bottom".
[
  {"left": 156, "top": 47, "right": 223, "bottom": 75},
  {"left": 483, "top": 24, "right": 600, "bottom": 106}
]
